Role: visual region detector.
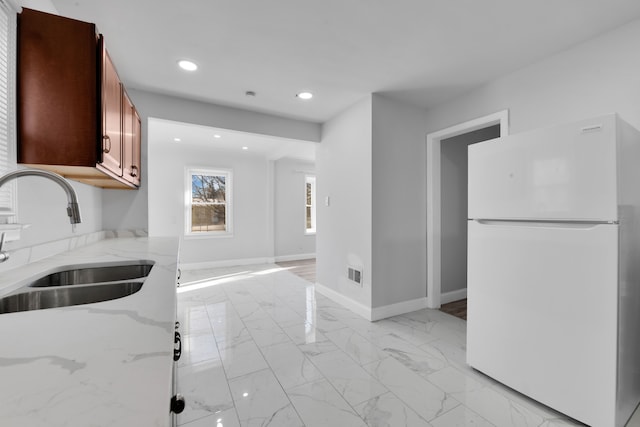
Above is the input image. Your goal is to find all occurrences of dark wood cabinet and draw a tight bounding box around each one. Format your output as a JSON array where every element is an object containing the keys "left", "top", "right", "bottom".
[
  {"left": 17, "top": 8, "right": 141, "bottom": 189},
  {"left": 100, "top": 48, "right": 123, "bottom": 179},
  {"left": 122, "top": 89, "right": 141, "bottom": 187}
]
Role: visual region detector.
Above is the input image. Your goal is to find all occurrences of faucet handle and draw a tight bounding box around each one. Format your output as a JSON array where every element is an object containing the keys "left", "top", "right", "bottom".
[{"left": 0, "top": 232, "right": 8, "bottom": 263}]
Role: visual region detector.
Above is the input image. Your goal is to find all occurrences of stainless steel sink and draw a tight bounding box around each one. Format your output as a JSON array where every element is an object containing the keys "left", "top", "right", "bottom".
[
  {"left": 28, "top": 261, "right": 154, "bottom": 287},
  {"left": 0, "top": 282, "right": 144, "bottom": 314}
]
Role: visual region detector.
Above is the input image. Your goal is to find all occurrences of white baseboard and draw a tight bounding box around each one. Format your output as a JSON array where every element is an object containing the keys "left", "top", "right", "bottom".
[
  {"left": 371, "top": 297, "right": 429, "bottom": 321},
  {"left": 180, "top": 257, "right": 275, "bottom": 271},
  {"left": 440, "top": 288, "right": 467, "bottom": 305},
  {"left": 314, "top": 282, "right": 372, "bottom": 321},
  {"left": 180, "top": 253, "right": 316, "bottom": 271},
  {"left": 314, "top": 282, "right": 430, "bottom": 322},
  {"left": 274, "top": 253, "right": 316, "bottom": 262}
]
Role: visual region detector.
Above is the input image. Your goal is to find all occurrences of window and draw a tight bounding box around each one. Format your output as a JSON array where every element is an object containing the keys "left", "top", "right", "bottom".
[
  {"left": 305, "top": 175, "right": 316, "bottom": 234},
  {"left": 0, "top": 0, "right": 16, "bottom": 223},
  {"left": 185, "top": 168, "right": 232, "bottom": 236}
]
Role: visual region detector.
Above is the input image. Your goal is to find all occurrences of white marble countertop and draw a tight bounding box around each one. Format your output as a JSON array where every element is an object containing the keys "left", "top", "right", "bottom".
[{"left": 0, "top": 237, "right": 180, "bottom": 427}]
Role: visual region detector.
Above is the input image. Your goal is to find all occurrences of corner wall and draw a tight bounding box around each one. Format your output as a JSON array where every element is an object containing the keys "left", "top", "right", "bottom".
[
  {"left": 316, "top": 96, "right": 373, "bottom": 313},
  {"left": 371, "top": 94, "right": 428, "bottom": 311}
]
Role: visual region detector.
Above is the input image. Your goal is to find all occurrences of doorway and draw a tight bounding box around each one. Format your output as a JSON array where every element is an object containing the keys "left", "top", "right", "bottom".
[{"left": 426, "top": 110, "right": 509, "bottom": 309}]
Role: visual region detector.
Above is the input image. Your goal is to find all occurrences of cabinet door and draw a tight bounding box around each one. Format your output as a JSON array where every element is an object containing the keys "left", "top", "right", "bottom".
[
  {"left": 101, "top": 48, "right": 123, "bottom": 176},
  {"left": 132, "top": 109, "right": 141, "bottom": 185},
  {"left": 122, "top": 89, "right": 141, "bottom": 186},
  {"left": 18, "top": 8, "right": 99, "bottom": 166}
]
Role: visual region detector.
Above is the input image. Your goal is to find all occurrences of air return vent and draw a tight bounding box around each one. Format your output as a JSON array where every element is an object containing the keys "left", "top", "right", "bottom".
[{"left": 348, "top": 266, "right": 362, "bottom": 286}]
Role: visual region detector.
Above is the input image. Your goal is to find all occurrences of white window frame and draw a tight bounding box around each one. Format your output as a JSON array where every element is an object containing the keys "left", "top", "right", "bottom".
[
  {"left": 185, "top": 167, "right": 233, "bottom": 238},
  {"left": 305, "top": 175, "right": 316, "bottom": 234},
  {"left": 0, "top": 0, "right": 17, "bottom": 224}
]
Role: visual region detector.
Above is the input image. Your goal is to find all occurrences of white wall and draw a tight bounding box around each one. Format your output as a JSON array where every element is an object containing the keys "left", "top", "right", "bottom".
[
  {"left": 371, "top": 94, "right": 428, "bottom": 308},
  {"left": 147, "top": 131, "right": 272, "bottom": 264},
  {"left": 316, "top": 96, "right": 373, "bottom": 309},
  {"left": 424, "top": 18, "right": 640, "bottom": 137},
  {"left": 102, "top": 89, "right": 323, "bottom": 234},
  {"left": 129, "top": 89, "right": 321, "bottom": 142},
  {"left": 274, "top": 157, "right": 316, "bottom": 259},
  {"left": 17, "top": 0, "right": 56, "bottom": 14},
  {"left": 10, "top": 178, "right": 102, "bottom": 250}
]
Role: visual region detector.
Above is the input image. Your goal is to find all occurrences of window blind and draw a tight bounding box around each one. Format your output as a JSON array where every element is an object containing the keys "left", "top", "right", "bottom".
[{"left": 0, "top": 0, "right": 16, "bottom": 221}]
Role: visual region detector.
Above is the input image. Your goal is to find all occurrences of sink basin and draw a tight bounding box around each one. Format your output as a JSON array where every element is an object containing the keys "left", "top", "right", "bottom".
[
  {"left": 0, "top": 282, "right": 144, "bottom": 314},
  {"left": 28, "top": 261, "right": 154, "bottom": 287}
]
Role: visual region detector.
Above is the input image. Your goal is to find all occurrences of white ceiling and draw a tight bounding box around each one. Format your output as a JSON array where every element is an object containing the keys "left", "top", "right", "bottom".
[{"left": 49, "top": 0, "right": 640, "bottom": 124}]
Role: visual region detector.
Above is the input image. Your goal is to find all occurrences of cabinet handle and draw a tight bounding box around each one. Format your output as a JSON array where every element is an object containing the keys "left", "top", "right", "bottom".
[
  {"left": 170, "top": 394, "right": 186, "bottom": 414},
  {"left": 130, "top": 165, "right": 138, "bottom": 177},
  {"left": 174, "top": 331, "right": 182, "bottom": 361},
  {"left": 103, "top": 135, "right": 111, "bottom": 153}
]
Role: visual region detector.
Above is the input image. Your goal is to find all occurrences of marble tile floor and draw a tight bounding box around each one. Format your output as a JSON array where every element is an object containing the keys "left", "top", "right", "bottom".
[{"left": 176, "top": 264, "right": 640, "bottom": 427}]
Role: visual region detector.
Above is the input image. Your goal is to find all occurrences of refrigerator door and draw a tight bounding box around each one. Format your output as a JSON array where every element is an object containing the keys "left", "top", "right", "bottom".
[
  {"left": 467, "top": 220, "right": 618, "bottom": 427},
  {"left": 468, "top": 115, "right": 618, "bottom": 221}
]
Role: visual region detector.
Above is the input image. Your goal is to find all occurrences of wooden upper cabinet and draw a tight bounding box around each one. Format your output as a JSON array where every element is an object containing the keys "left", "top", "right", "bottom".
[
  {"left": 17, "top": 8, "right": 141, "bottom": 189},
  {"left": 17, "top": 8, "right": 99, "bottom": 167},
  {"left": 99, "top": 49, "right": 123, "bottom": 178},
  {"left": 122, "top": 89, "right": 141, "bottom": 187}
]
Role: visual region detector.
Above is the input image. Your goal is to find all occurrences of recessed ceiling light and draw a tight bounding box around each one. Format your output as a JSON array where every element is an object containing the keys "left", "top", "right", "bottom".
[
  {"left": 177, "top": 60, "right": 198, "bottom": 71},
  {"left": 242, "top": 146, "right": 249, "bottom": 150},
  {"left": 174, "top": 137, "right": 181, "bottom": 142},
  {"left": 296, "top": 91, "right": 313, "bottom": 100},
  {"left": 213, "top": 134, "right": 222, "bottom": 139}
]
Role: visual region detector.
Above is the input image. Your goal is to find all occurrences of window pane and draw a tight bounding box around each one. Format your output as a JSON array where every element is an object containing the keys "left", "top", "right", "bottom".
[
  {"left": 192, "top": 174, "right": 226, "bottom": 203},
  {"left": 306, "top": 206, "right": 312, "bottom": 229},
  {"left": 191, "top": 204, "right": 226, "bottom": 232},
  {"left": 306, "top": 182, "right": 311, "bottom": 205}
]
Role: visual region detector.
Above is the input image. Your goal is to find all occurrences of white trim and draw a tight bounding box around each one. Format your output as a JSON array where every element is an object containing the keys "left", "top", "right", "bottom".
[
  {"left": 426, "top": 110, "right": 509, "bottom": 309},
  {"left": 370, "top": 297, "right": 429, "bottom": 321},
  {"left": 179, "top": 253, "right": 317, "bottom": 270},
  {"left": 440, "top": 288, "right": 467, "bottom": 305},
  {"left": 180, "top": 256, "right": 275, "bottom": 271},
  {"left": 314, "top": 282, "right": 430, "bottom": 322},
  {"left": 314, "top": 282, "right": 372, "bottom": 320},
  {"left": 274, "top": 253, "right": 316, "bottom": 262}
]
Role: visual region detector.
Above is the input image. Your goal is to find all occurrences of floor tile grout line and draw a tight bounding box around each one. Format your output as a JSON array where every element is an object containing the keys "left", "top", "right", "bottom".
[
  {"left": 277, "top": 269, "right": 436, "bottom": 425},
  {"left": 229, "top": 267, "right": 376, "bottom": 426},
  {"left": 222, "top": 269, "right": 312, "bottom": 426},
  {"left": 197, "top": 289, "right": 242, "bottom": 426}
]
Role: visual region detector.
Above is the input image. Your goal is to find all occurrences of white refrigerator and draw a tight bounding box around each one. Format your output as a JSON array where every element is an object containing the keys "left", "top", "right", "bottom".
[{"left": 467, "top": 114, "right": 640, "bottom": 427}]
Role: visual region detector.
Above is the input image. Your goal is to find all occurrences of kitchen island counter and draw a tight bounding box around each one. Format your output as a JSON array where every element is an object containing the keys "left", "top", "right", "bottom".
[{"left": 0, "top": 237, "right": 180, "bottom": 427}]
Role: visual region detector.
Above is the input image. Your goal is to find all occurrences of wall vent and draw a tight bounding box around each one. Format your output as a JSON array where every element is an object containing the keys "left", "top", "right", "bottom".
[{"left": 348, "top": 266, "right": 362, "bottom": 286}]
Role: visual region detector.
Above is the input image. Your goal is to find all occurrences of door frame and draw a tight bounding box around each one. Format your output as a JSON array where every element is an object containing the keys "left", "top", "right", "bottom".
[{"left": 426, "top": 110, "right": 509, "bottom": 308}]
